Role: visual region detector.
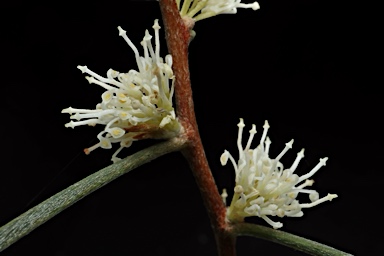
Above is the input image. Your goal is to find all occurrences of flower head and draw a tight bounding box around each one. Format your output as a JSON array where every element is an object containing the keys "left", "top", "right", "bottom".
[
  {"left": 62, "top": 19, "right": 180, "bottom": 163},
  {"left": 221, "top": 119, "right": 338, "bottom": 229},
  {"left": 178, "top": 0, "right": 260, "bottom": 22}
]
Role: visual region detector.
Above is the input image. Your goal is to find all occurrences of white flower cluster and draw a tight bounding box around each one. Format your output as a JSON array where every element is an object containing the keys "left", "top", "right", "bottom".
[
  {"left": 177, "top": 0, "right": 260, "bottom": 21},
  {"left": 62, "top": 19, "right": 180, "bottom": 163},
  {"left": 220, "top": 119, "right": 338, "bottom": 229}
]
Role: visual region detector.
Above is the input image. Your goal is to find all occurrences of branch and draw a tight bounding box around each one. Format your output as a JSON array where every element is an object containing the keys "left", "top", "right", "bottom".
[
  {"left": 0, "top": 137, "right": 187, "bottom": 252},
  {"left": 159, "top": 1, "right": 235, "bottom": 255},
  {"left": 232, "top": 223, "right": 353, "bottom": 256}
]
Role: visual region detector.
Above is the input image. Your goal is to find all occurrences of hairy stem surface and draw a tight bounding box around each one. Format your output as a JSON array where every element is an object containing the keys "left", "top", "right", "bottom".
[
  {"left": 0, "top": 138, "right": 186, "bottom": 252},
  {"left": 233, "top": 223, "right": 353, "bottom": 256}
]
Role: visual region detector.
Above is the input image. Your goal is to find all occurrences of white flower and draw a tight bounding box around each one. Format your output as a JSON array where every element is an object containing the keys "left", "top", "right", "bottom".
[
  {"left": 62, "top": 19, "right": 180, "bottom": 163},
  {"left": 220, "top": 118, "right": 338, "bottom": 229},
  {"left": 177, "top": 0, "right": 260, "bottom": 21}
]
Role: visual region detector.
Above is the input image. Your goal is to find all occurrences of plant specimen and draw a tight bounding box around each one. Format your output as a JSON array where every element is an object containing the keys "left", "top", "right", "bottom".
[{"left": 0, "top": 1, "right": 352, "bottom": 255}]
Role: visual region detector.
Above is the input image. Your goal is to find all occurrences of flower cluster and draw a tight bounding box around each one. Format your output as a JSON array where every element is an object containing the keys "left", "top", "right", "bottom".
[
  {"left": 177, "top": 0, "right": 260, "bottom": 21},
  {"left": 62, "top": 19, "right": 180, "bottom": 163},
  {"left": 220, "top": 119, "right": 337, "bottom": 229}
]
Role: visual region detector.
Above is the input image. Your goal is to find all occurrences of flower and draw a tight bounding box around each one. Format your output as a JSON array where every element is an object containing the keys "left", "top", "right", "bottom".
[
  {"left": 220, "top": 118, "right": 338, "bottom": 229},
  {"left": 62, "top": 19, "right": 180, "bottom": 163},
  {"left": 177, "top": 0, "right": 260, "bottom": 22}
]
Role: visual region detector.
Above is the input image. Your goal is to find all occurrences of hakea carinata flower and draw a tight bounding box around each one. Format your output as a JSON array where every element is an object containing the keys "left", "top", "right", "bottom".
[
  {"left": 220, "top": 119, "right": 338, "bottom": 229},
  {"left": 177, "top": 0, "right": 260, "bottom": 21},
  {"left": 62, "top": 19, "right": 180, "bottom": 163}
]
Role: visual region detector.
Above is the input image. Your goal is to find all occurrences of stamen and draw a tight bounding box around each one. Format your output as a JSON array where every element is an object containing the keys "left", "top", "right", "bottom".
[
  {"left": 296, "top": 179, "right": 314, "bottom": 189},
  {"left": 85, "top": 76, "right": 117, "bottom": 91},
  {"left": 152, "top": 19, "right": 161, "bottom": 63},
  {"left": 275, "top": 139, "right": 293, "bottom": 162},
  {"left": 261, "top": 216, "right": 283, "bottom": 229},
  {"left": 237, "top": 118, "right": 245, "bottom": 158},
  {"left": 118, "top": 26, "right": 143, "bottom": 73},
  {"left": 290, "top": 148, "right": 305, "bottom": 173},
  {"left": 300, "top": 194, "right": 338, "bottom": 208},
  {"left": 84, "top": 142, "right": 100, "bottom": 155},
  {"left": 62, "top": 107, "right": 102, "bottom": 114},
  {"left": 180, "top": 0, "right": 193, "bottom": 15},
  {"left": 237, "top": 2, "right": 260, "bottom": 11},
  {"left": 187, "top": 0, "right": 208, "bottom": 18},
  {"left": 298, "top": 158, "right": 328, "bottom": 183},
  {"left": 265, "top": 136, "right": 271, "bottom": 155},
  {"left": 260, "top": 120, "right": 270, "bottom": 149},
  {"left": 65, "top": 119, "right": 100, "bottom": 128},
  {"left": 245, "top": 124, "right": 257, "bottom": 151}
]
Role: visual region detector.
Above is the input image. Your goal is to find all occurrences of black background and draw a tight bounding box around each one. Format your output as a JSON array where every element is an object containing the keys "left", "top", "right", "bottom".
[{"left": 1, "top": 0, "right": 381, "bottom": 255}]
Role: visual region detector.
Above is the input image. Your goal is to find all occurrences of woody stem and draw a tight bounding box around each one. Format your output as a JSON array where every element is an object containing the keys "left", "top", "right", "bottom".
[{"left": 159, "top": 1, "right": 236, "bottom": 256}]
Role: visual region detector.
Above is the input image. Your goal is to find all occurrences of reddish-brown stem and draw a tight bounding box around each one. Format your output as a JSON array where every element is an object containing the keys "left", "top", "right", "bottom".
[{"left": 159, "top": 0, "right": 236, "bottom": 255}]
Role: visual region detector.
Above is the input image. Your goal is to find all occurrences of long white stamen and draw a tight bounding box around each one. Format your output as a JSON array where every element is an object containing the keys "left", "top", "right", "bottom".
[
  {"left": 152, "top": 20, "right": 161, "bottom": 63},
  {"left": 118, "top": 26, "right": 144, "bottom": 73},
  {"left": 300, "top": 194, "right": 338, "bottom": 208},
  {"left": 290, "top": 148, "right": 305, "bottom": 173},
  {"left": 237, "top": 118, "right": 245, "bottom": 158},
  {"left": 191, "top": 1, "right": 261, "bottom": 21},
  {"left": 85, "top": 76, "right": 117, "bottom": 91},
  {"left": 65, "top": 119, "right": 100, "bottom": 128},
  {"left": 261, "top": 216, "right": 283, "bottom": 229},
  {"left": 296, "top": 179, "right": 314, "bottom": 189},
  {"left": 62, "top": 107, "right": 102, "bottom": 114},
  {"left": 245, "top": 124, "right": 257, "bottom": 151},
  {"left": 264, "top": 136, "right": 271, "bottom": 155},
  {"left": 260, "top": 120, "right": 270, "bottom": 150},
  {"left": 298, "top": 158, "right": 328, "bottom": 183}
]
